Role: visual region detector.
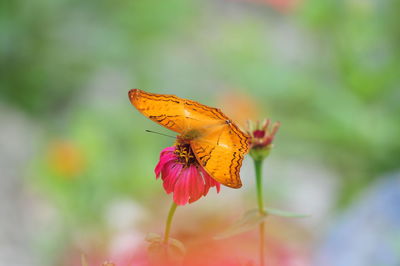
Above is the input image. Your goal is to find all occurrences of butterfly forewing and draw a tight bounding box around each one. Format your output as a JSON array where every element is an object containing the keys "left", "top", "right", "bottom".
[{"left": 129, "top": 89, "right": 187, "bottom": 133}]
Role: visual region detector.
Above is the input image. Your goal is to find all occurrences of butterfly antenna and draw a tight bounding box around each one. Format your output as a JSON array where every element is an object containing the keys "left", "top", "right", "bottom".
[{"left": 145, "top": 130, "right": 176, "bottom": 139}]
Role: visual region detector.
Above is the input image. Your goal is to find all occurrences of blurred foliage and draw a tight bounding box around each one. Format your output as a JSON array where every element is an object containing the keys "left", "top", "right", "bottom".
[{"left": 1, "top": 0, "right": 400, "bottom": 264}]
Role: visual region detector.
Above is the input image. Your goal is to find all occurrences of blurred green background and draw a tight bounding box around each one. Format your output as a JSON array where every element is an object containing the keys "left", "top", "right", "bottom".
[{"left": 1, "top": 0, "right": 400, "bottom": 265}]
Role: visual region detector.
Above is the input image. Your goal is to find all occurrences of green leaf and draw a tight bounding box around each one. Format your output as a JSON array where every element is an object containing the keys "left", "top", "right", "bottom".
[
  {"left": 146, "top": 232, "right": 186, "bottom": 255},
  {"left": 146, "top": 234, "right": 186, "bottom": 266},
  {"left": 214, "top": 207, "right": 309, "bottom": 239},
  {"left": 265, "top": 207, "right": 309, "bottom": 218},
  {"left": 168, "top": 237, "right": 186, "bottom": 255},
  {"left": 214, "top": 209, "right": 268, "bottom": 240},
  {"left": 145, "top": 232, "right": 162, "bottom": 243}
]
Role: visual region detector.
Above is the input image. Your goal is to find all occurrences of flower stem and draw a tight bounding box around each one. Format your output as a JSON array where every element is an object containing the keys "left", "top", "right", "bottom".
[
  {"left": 254, "top": 159, "right": 266, "bottom": 266},
  {"left": 255, "top": 159, "right": 266, "bottom": 215},
  {"left": 164, "top": 201, "right": 178, "bottom": 244}
]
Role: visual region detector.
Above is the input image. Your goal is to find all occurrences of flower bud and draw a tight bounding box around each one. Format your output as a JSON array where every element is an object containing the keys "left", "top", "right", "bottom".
[{"left": 247, "top": 119, "right": 280, "bottom": 161}]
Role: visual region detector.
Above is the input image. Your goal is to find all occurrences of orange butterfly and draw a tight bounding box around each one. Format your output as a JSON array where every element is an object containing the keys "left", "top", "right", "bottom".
[{"left": 128, "top": 89, "right": 250, "bottom": 188}]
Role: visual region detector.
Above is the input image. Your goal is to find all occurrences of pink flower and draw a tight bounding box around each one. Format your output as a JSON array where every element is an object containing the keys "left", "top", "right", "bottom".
[{"left": 154, "top": 142, "right": 221, "bottom": 206}]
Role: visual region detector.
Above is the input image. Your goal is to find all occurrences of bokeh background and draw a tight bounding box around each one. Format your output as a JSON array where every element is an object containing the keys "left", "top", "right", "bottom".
[{"left": 1, "top": 0, "right": 400, "bottom": 265}]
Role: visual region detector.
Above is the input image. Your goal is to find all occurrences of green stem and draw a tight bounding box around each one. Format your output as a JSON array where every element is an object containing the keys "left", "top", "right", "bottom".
[
  {"left": 164, "top": 201, "right": 178, "bottom": 244},
  {"left": 254, "top": 159, "right": 266, "bottom": 266},
  {"left": 254, "top": 159, "right": 266, "bottom": 215}
]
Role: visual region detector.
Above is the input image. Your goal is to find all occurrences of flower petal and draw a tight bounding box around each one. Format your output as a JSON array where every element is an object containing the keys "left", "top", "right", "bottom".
[
  {"left": 173, "top": 168, "right": 191, "bottom": 205},
  {"left": 214, "top": 180, "right": 221, "bottom": 193},
  {"left": 154, "top": 147, "right": 176, "bottom": 178},
  {"left": 200, "top": 168, "right": 212, "bottom": 196},
  {"left": 200, "top": 167, "right": 221, "bottom": 195},
  {"left": 188, "top": 166, "right": 205, "bottom": 203},
  {"left": 160, "top": 160, "right": 175, "bottom": 181},
  {"left": 162, "top": 163, "right": 183, "bottom": 194}
]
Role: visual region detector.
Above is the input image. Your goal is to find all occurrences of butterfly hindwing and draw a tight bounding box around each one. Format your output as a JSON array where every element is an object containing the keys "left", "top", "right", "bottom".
[{"left": 191, "top": 123, "right": 249, "bottom": 188}]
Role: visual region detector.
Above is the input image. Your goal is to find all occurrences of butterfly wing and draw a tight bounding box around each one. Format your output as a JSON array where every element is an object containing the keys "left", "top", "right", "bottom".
[
  {"left": 129, "top": 89, "right": 187, "bottom": 133},
  {"left": 129, "top": 89, "right": 235, "bottom": 133},
  {"left": 191, "top": 122, "right": 250, "bottom": 188}
]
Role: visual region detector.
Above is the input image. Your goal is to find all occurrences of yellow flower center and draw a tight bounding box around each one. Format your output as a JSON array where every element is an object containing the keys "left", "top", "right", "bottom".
[{"left": 174, "top": 143, "right": 197, "bottom": 167}]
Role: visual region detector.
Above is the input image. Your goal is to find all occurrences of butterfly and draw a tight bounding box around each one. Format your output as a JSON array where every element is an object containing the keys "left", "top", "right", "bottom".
[{"left": 128, "top": 89, "right": 250, "bottom": 188}]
